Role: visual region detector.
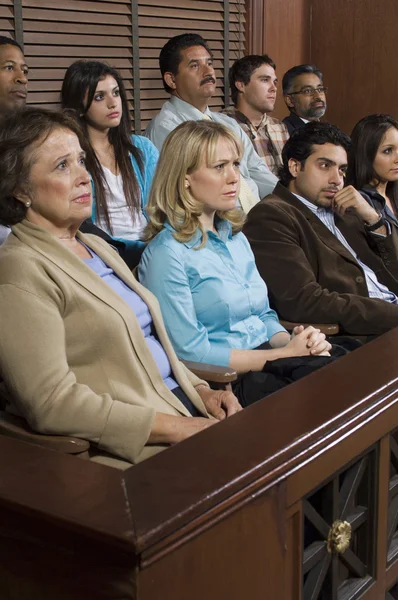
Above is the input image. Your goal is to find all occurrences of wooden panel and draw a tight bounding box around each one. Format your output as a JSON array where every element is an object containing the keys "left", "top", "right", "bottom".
[
  {"left": 263, "top": 0, "right": 311, "bottom": 120},
  {"left": 139, "top": 486, "right": 287, "bottom": 600},
  {"left": 310, "top": 0, "right": 398, "bottom": 134}
]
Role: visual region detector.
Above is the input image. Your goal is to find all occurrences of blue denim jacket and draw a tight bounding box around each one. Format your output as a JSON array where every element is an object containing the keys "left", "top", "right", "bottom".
[{"left": 138, "top": 220, "right": 286, "bottom": 367}]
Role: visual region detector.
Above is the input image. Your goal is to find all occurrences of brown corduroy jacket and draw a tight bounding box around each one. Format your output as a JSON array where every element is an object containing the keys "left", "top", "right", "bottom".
[{"left": 243, "top": 183, "right": 398, "bottom": 335}]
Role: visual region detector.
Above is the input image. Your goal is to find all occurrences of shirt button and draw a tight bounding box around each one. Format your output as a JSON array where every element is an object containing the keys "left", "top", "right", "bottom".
[{"left": 355, "top": 276, "right": 364, "bottom": 284}]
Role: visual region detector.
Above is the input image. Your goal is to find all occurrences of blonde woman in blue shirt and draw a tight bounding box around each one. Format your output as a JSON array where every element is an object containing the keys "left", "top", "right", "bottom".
[{"left": 139, "top": 121, "right": 333, "bottom": 406}]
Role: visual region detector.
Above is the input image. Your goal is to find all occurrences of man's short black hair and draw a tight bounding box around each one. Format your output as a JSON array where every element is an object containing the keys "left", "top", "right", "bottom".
[
  {"left": 278, "top": 122, "right": 351, "bottom": 187},
  {"left": 0, "top": 35, "right": 23, "bottom": 53},
  {"left": 159, "top": 33, "right": 213, "bottom": 94},
  {"left": 282, "top": 64, "right": 323, "bottom": 95},
  {"left": 228, "top": 54, "right": 276, "bottom": 106}
]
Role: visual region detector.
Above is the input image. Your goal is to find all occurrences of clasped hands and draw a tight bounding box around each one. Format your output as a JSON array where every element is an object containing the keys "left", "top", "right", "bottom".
[{"left": 290, "top": 325, "right": 332, "bottom": 357}]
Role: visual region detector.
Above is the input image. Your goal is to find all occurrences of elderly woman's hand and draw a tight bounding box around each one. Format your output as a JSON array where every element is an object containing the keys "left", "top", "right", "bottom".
[{"left": 196, "top": 386, "right": 242, "bottom": 420}]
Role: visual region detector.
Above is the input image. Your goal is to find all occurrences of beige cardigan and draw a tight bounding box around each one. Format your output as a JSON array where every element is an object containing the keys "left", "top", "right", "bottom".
[{"left": 0, "top": 221, "right": 209, "bottom": 465}]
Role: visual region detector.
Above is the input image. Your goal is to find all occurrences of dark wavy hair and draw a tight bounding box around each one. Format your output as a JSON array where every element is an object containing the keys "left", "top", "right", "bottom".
[
  {"left": 159, "top": 33, "right": 213, "bottom": 94},
  {"left": 229, "top": 54, "right": 276, "bottom": 105},
  {"left": 0, "top": 107, "right": 89, "bottom": 226},
  {"left": 278, "top": 122, "right": 351, "bottom": 187},
  {"left": 61, "top": 60, "right": 143, "bottom": 235},
  {"left": 346, "top": 114, "right": 398, "bottom": 212}
]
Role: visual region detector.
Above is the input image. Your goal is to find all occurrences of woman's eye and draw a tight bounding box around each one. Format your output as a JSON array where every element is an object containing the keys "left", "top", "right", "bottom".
[
  {"left": 215, "top": 163, "right": 225, "bottom": 170},
  {"left": 57, "top": 160, "right": 67, "bottom": 170},
  {"left": 78, "top": 157, "right": 86, "bottom": 166},
  {"left": 94, "top": 94, "right": 103, "bottom": 101},
  {"left": 383, "top": 148, "right": 393, "bottom": 154},
  {"left": 234, "top": 161, "right": 241, "bottom": 168},
  {"left": 113, "top": 89, "right": 120, "bottom": 97}
]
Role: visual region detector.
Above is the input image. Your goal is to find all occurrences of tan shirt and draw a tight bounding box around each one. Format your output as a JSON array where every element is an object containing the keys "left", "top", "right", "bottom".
[{"left": 0, "top": 221, "right": 208, "bottom": 465}]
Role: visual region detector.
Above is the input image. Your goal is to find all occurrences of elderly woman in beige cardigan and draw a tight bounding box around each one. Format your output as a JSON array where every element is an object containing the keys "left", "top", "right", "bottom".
[{"left": 0, "top": 108, "right": 241, "bottom": 468}]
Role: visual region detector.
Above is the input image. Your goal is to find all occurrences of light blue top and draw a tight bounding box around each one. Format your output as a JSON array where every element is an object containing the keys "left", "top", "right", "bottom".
[
  {"left": 138, "top": 220, "right": 287, "bottom": 367},
  {"left": 295, "top": 193, "right": 398, "bottom": 304},
  {"left": 92, "top": 134, "right": 159, "bottom": 249},
  {"left": 83, "top": 248, "right": 178, "bottom": 390}
]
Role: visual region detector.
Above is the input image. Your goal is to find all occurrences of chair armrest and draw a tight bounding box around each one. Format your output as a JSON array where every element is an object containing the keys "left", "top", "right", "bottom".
[
  {"left": 0, "top": 411, "right": 90, "bottom": 455},
  {"left": 181, "top": 360, "right": 237, "bottom": 384},
  {"left": 280, "top": 320, "right": 340, "bottom": 336}
]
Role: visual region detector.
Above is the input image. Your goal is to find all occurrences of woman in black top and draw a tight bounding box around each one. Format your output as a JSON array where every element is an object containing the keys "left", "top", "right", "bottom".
[{"left": 347, "top": 114, "right": 398, "bottom": 228}]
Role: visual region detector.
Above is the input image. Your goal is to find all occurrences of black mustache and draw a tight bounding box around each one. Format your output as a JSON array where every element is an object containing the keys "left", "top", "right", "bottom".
[{"left": 200, "top": 76, "right": 216, "bottom": 86}]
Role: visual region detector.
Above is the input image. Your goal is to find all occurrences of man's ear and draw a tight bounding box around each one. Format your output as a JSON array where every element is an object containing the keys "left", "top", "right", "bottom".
[
  {"left": 164, "top": 72, "right": 177, "bottom": 91},
  {"left": 285, "top": 94, "right": 295, "bottom": 109},
  {"left": 288, "top": 158, "right": 301, "bottom": 179},
  {"left": 235, "top": 80, "right": 245, "bottom": 94}
]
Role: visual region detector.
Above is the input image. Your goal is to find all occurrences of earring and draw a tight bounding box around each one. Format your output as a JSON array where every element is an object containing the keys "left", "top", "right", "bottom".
[
  {"left": 25, "top": 201, "right": 31, "bottom": 207},
  {"left": 185, "top": 183, "right": 189, "bottom": 189}
]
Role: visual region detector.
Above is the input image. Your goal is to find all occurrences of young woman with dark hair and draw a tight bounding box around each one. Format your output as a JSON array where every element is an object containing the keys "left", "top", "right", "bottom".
[
  {"left": 61, "top": 60, "right": 159, "bottom": 257},
  {"left": 347, "top": 114, "right": 398, "bottom": 227}
]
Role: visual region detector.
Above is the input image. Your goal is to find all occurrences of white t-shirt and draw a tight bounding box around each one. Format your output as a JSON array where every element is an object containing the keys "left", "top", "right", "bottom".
[{"left": 98, "top": 166, "right": 146, "bottom": 241}]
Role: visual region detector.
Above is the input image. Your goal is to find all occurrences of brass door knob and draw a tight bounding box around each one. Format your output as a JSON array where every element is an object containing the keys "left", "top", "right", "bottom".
[{"left": 327, "top": 520, "right": 352, "bottom": 554}]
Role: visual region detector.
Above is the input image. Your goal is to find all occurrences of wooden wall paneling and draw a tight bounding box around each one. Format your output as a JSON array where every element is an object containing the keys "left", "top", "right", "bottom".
[
  {"left": 138, "top": 484, "right": 287, "bottom": 600},
  {"left": 263, "top": 0, "right": 311, "bottom": 120},
  {"left": 285, "top": 502, "right": 303, "bottom": 600},
  {"left": 378, "top": 435, "right": 391, "bottom": 595},
  {"left": 310, "top": 0, "right": 398, "bottom": 134}
]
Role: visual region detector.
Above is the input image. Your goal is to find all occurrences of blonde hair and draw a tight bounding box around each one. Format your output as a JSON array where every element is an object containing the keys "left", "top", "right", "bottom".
[{"left": 145, "top": 120, "right": 245, "bottom": 248}]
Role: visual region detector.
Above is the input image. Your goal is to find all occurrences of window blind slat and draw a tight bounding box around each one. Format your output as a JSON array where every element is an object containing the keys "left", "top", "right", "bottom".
[{"left": 1, "top": 0, "right": 245, "bottom": 133}]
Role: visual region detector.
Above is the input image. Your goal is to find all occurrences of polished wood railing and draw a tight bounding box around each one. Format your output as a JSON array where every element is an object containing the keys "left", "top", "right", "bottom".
[{"left": 1, "top": 329, "right": 398, "bottom": 599}]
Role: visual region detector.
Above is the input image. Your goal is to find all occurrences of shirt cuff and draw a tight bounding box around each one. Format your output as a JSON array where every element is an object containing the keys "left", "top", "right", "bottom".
[
  {"left": 267, "top": 321, "right": 289, "bottom": 339},
  {"left": 196, "top": 345, "right": 231, "bottom": 368}
]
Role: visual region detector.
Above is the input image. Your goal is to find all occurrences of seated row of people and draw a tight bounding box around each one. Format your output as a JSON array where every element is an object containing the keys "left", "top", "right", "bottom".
[
  {"left": 0, "top": 110, "right": 329, "bottom": 467},
  {"left": 0, "top": 34, "right": 398, "bottom": 466}
]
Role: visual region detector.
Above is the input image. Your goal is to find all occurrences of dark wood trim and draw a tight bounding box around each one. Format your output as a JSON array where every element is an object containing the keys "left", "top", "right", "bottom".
[
  {"left": 245, "top": 0, "right": 264, "bottom": 54},
  {"left": 131, "top": 0, "right": 141, "bottom": 134},
  {"left": 223, "top": 0, "right": 230, "bottom": 106},
  {"left": 13, "top": 0, "right": 24, "bottom": 49}
]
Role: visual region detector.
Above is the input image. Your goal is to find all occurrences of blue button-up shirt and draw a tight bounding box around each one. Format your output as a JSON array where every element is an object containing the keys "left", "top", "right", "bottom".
[
  {"left": 295, "top": 194, "right": 398, "bottom": 304},
  {"left": 138, "top": 220, "right": 287, "bottom": 367}
]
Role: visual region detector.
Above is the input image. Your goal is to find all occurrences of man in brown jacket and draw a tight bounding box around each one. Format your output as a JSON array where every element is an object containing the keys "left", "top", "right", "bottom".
[{"left": 243, "top": 122, "right": 398, "bottom": 336}]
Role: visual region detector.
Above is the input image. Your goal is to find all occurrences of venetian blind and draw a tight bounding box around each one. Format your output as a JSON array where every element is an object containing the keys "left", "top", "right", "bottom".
[
  {"left": 0, "top": 0, "right": 245, "bottom": 134},
  {"left": 0, "top": 0, "right": 16, "bottom": 41}
]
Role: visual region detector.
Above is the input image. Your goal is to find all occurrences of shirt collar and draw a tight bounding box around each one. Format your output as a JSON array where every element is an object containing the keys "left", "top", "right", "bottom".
[
  {"left": 164, "top": 218, "right": 232, "bottom": 248},
  {"left": 230, "top": 107, "right": 268, "bottom": 128},
  {"left": 293, "top": 193, "right": 331, "bottom": 217},
  {"left": 169, "top": 95, "right": 212, "bottom": 120}
]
